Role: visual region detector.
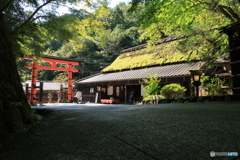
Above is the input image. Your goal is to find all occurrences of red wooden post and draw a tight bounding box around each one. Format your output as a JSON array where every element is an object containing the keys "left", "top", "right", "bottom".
[
  {"left": 30, "top": 60, "right": 38, "bottom": 105},
  {"left": 68, "top": 64, "right": 73, "bottom": 102}
]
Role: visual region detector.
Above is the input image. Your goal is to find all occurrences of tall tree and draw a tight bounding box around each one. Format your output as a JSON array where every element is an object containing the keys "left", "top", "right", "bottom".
[
  {"left": 130, "top": 0, "right": 240, "bottom": 65},
  {"left": 0, "top": 0, "right": 90, "bottom": 142},
  {"left": 94, "top": 2, "right": 142, "bottom": 66},
  {"left": 39, "top": 2, "right": 142, "bottom": 78}
]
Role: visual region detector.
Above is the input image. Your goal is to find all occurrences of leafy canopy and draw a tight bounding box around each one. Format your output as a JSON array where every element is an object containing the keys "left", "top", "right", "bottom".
[
  {"left": 129, "top": 0, "right": 240, "bottom": 64},
  {"left": 2, "top": 0, "right": 93, "bottom": 59},
  {"left": 14, "top": 1, "right": 142, "bottom": 80}
]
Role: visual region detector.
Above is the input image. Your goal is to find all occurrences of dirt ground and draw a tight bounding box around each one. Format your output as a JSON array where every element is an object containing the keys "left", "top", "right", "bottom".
[{"left": 0, "top": 102, "right": 240, "bottom": 160}]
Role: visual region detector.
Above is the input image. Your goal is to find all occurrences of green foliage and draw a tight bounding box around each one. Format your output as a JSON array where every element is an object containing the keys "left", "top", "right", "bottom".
[
  {"left": 30, "top": 109, "right": 37, "bottom": 121},
  {"left": 0, "top": 0, "right": 100, "bottom": 143},
  {"left": 200, "top": 74, "right": 223, "bottom": 95},
  {"left": 143, "top": 94, "right": 165, "bottom": 100},
  {"left": 12, "top": 1, "right": 85, "bottom": 58},
  {"left": 10, "top": 101, "right": 23, "bottom": 107},
  {"left": 52, "top": 73, "right": 68, "bottom": 83},
  {"left": 160, "top": 83, "right": 186, "bottom": 99},
  {"left": 38, "top": 70, "right": 62, "bottom": 81},
  {"left": 17, "top": 60, "right": 32, "bottom": 82},
  {"left": 15, "top": 1, "right": 142, "bottom": 81},
  {"left": 140, "top": 74, "right": 161, "bottom": 96},
  {"left": 129, "top": 0, "right": 239, "bottom": 65}
]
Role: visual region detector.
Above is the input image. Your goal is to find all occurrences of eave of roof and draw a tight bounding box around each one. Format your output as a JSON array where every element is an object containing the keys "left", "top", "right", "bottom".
[
  {"left": 78, "top": 62, "right": 204, "bottom": 84},
  {"left": 220, "top": 21, "right": 240, "bottom": 34}
]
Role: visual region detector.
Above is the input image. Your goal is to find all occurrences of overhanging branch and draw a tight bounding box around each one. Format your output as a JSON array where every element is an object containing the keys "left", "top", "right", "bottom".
[
  {"left": 217, "top": 6, "right": 235, "bottom": 22},
  {"left": 195, "top": 1, "right": 240, "bottom": 22},
  {"left": 0, "top": 0, "right": 14, "bottom": 13},
  {"left": 13, "top": 0, "right": 54, "bottom": 34},
  {"left": 32, "top": 15, "right": 54, "bottom": 22},
  {"left": 218, "top": 5, "right": 240, "bottom": 22}
]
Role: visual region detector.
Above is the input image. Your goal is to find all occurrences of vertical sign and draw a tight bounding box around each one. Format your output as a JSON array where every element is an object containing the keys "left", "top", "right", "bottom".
[{"left": 95, "top": 93, "right": 99, "bottom": 103}]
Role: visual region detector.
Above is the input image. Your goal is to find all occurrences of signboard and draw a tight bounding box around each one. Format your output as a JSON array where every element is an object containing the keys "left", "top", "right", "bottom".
[{"left": 95, "top": 93, "right": 99, "bottom": 103}]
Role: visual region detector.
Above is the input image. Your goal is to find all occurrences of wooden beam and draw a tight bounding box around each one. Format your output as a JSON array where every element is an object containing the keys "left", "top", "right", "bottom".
[{"left": 25, "top": 64, "right": 79, "bottom": 72}]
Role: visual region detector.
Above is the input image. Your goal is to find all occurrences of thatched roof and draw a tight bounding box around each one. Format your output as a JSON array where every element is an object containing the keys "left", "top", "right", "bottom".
[{"left": 102, "top": 36, "right": 200, "bottom": 73}]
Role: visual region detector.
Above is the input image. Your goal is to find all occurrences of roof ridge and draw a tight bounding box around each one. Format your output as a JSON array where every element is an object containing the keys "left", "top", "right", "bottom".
[
  {"left": 120, "top": 36, "right": 178, "bottom": 53},
  {"left": 102, "top": 60, "right": 201, "bottom": 73},
  {"left": 77, "top": 73, "right": 102, "bottom": 82}
]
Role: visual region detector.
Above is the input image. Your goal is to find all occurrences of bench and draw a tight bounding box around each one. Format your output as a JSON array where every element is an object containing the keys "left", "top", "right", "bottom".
[{"left": 101, "top": 99, "right": 120, "bottom": 104}]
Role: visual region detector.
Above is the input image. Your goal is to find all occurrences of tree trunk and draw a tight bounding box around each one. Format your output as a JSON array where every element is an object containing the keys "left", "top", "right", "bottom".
[{"left": 0, "top": 14, "right": 34, "bottom": 144}]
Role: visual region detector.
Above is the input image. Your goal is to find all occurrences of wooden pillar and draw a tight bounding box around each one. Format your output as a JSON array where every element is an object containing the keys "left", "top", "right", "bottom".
[
  {"left": 124, "top": 85, "right": 127, "bottom": 103},
  {"left": 39, "top": 82, "right": 43, "bottom": 105},
  {"left": 30, "top": 60, "right": 38, "bottom": 105},
  {"left": 25, "top": 83, "right": 29, "bottom": 97},
  {"left": 190, "top": 81, "right": 194, "bottom": 97},
  {"left": 68, "top": 64, "right": 73, "bottom": 102}
]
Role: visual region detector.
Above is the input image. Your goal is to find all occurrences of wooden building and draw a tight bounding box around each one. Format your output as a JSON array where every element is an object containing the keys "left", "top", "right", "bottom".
[
  {"left": 77, "top": 36, "right": 230, "bottom": 103},
  {"left": 22, "top": 80, "right": 69, "bottom": 103},
  {"left": 221, "top": 21, "right": 240, "bottom": 94}
]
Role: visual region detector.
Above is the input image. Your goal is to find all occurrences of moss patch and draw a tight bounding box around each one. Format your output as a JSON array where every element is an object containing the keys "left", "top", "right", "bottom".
[{"left": 102, "top": 39, "right": 200, "bottom": 72}]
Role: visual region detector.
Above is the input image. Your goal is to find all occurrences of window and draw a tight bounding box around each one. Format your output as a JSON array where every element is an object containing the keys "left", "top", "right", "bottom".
[{"left": 90, "top": 88, "right": 94, "bottom": 93}]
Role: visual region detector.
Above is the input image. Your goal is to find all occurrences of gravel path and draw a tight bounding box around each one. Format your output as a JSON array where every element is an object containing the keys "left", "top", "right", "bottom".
[{"left": 0, "top": 102, "right": 240, "bottom": 160}]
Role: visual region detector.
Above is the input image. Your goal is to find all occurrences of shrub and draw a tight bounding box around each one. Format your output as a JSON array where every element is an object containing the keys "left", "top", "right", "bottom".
[
  {"left": 200, "top": 74, "right": 228, "bottom": 95},
  {"left": 160, "top": 83, "right": 186, "bottom": 99},
  {"left": 140, "top": 74, "right": 161, "bottom": 96},
  {"left": 143, "top": 95, "right": 165, "bottom": 100}
]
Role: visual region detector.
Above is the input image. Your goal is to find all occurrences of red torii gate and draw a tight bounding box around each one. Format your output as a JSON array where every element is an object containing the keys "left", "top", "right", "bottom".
[{"left": 23, "top": 55, "right": 83, "bottom": 105}]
